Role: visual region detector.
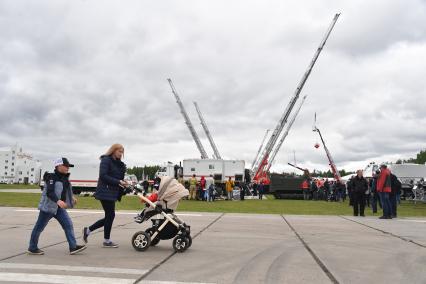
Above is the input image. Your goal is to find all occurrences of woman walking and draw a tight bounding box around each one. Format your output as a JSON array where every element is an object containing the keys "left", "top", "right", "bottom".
[{"left": 83, "top": 144, "right": 128, "bottom": 248}]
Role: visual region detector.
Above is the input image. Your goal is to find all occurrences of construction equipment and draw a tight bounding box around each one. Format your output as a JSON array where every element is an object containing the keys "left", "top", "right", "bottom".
[
  {"left": 252, "top": 13, "right": 340, "bottom": 183},
  {"left": 288, "top": 162, "right": 311, "bottom": 178},
  {"left": 251, "top": 129, "right": 270, "bottom": 171},
  {"left": 193, "top": 101, "right": 222, "bottom": 159},
  {"left": 265, "top": 95, "right": 307, "bottom": 172},
  {"left": 313, "top": 113, "right": 342, "bottom": 183},
  {"left": 167, "top": 79, "right": 209, "bottom": 159}
]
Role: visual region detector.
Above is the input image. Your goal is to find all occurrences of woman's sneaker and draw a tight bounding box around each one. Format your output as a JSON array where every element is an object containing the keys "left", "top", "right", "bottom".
[
  {"left": 70, "top": 245, "right": 87, "bottom": 255},
  {"left": 82, "top": 227, "right": 89, "bottom": 243},
  {"left": 27, "top": 248, "right": 44, "bottom": 255},
  {"left": 103, "top": 241, "right": 119, "bottom": 248}
]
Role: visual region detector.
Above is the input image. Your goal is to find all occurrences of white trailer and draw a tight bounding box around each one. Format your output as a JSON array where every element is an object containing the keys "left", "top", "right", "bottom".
[
  {"left": 39, "top": 163, "right": 99, "bottom": 194},
  {"left": 183, "top": 159, "right": 245, "bottom": 182}
]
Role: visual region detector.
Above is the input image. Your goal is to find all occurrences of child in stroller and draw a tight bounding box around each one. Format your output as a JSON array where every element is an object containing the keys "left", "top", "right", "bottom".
[{"left": 132, "top": 176, "right": 192, "bottom": 252}]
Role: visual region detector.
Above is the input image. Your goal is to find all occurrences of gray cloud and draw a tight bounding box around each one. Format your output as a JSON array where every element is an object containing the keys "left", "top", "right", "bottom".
[{"left": 0, "top": 0, "right": 425, "bottom": 172}]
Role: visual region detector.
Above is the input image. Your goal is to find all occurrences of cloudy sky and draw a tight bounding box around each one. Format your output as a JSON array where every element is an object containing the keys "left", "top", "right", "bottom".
[{"left": 1, "top": 0, "right": 425, "bottom": 173}]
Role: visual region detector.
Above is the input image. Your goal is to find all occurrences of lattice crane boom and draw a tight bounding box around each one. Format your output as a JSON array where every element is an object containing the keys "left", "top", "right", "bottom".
[
  {"left": 167, "top": 79, "right": 209, "bottom": 159},
  {"left": 193, "top": 101, "right": 222, "bottom": 159}
]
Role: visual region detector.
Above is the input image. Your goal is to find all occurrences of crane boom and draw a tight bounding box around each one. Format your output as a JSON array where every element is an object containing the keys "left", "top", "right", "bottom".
[
  {"left": 252, "top": 13, "right": 340, "bottom": 181},
  {"left": 265, "top": 95, "right": 307, "bottom": 172},
  {"left": 193, "top": 101, "right": 222, "bottom": 159},
  {"left": 313, "top": 125, "right": 342, "bottom": 183},
  {"left": 167, "top": 79, "right": 209, "bottom": 159},
  {"left": 251, "top": 129, "right": 270, "bottom": 171}
]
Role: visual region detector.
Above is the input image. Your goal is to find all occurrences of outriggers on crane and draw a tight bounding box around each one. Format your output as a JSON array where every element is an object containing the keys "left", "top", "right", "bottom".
[
  {"left": 252, "top": 13, "right": 340, "bottom": 184},
  {"left": 312, "top": 113, "right": 342, "bottom": 183},
  {"left": 167, "top": 79, "right": 209, "bottom": 159},
  {"left": 193, "top": 101, "right": 222, "bottom": 160}
]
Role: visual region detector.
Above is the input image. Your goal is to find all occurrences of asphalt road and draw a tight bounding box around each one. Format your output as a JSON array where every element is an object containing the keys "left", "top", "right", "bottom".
[{"left": 0, "top": 207, "right": 425, "bottom": 283}]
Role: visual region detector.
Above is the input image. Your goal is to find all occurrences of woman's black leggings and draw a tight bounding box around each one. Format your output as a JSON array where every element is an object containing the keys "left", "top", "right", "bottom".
[{"left": 89, "top": 200, "right": 115, "bottom": 239}]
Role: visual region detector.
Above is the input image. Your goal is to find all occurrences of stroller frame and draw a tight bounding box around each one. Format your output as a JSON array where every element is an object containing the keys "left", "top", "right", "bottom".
[{"left": 132, "top": 194, "right": 192, "bottom": 252}]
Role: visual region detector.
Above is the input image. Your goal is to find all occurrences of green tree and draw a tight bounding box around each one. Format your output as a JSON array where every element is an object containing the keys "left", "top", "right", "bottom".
[{"left": 127, "top": 165, "right": 161, "bottom": 180}]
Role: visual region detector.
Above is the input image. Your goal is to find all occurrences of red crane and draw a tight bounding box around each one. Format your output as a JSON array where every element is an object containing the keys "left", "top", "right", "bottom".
[{"left": 252, "top": 13, "right": 340, "bottom": 184}]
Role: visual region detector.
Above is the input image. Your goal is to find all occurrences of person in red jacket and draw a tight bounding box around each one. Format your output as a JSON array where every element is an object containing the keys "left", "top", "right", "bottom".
[
  {"left": 301, "top": 179, "right": 311, "bottom": 200},
  {"left": 376, "top": 164, "right": 392, "bottom": 219}
]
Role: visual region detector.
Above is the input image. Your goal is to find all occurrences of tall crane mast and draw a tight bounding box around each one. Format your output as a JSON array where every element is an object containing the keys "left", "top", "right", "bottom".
[
  {"left": 252, "top": 13, "right": 340, "bottom": 182},
  {"left": 193, "top": 101, "right": 222, "bottom": 159},
  {"left": 167, "top": 79, "right": 209, "bottom": 159},
  {"left": 313, "top": 114, "right": 342, "bottom": 183},
  {"left": 251, "top": 129, "right": 270, "bottom": 171},
  {"left": 265, "top": 95, "right": 307, "bottom": 172}
]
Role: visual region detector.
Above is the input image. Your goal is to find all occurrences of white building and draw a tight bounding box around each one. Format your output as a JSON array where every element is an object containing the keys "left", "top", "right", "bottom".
[{"left": 0, "top": 145, "right": 42, "bottom": 184}]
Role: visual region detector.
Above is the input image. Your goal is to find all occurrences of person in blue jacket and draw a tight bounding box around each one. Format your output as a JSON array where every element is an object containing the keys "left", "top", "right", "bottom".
[
  {"left": 28, "top": 157, "right": 86, "bottom": 255},
  {"left": 83, "top": 144, "right": 128, "bottom": 248}
]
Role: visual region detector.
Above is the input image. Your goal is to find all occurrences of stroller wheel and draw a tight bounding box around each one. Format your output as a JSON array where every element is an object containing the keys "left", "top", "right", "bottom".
[
  {"left": 131, "top": 231, "right": 151, "bottom": 251},
  {"left": 173, "top": 236, "right": 189, "bottom": 253},
  {"left": 185, "top": 235, "right": 192, "bottom": 248}
]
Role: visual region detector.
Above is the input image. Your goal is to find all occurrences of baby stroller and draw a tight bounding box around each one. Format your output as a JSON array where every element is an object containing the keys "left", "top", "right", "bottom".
[{"left": 132, "top": 176, "right": 192, "bottom": 253}]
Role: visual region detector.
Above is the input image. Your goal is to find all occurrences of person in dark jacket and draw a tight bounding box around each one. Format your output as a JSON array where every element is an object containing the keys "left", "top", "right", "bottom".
[
  {"left": 350, "top": 170, "right": 368, "bottom": 216},
  {"left": 83, "top": 144, "right": 128, "bottom": 248},
  {"left": 390, "top": 173, "right": 401, "bottom": 218},
  {"left": 28, "top": 158, "right": 86, "bottom": 255}
]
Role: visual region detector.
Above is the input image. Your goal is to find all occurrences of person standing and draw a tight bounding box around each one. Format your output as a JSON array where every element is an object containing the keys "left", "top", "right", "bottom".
[
  {"left": 189, "top": 174, "right": 197, "bottom": 200},
  {"left": 83, "top": 144, "right": 128, "bottom": 247},
  {"left": 225, "top": 177, "right": 234, "bottom": 200},
  {"left": 370, "top": 172, "right": 379, "bottom": 214},
  {"left": 301, "top": 179, "right": 310, "bottom": 200},
  {"left": 28, "top": 158, "right": 86, "bottom": 255},
  {"left": 390, "top": 173, "right": 401, "bottom": 218},
  {"left": 377, "top": 164, "right": 392, "bottom": 219},
  {"left": 350, "top": 170, "right": 368, "bottom": 217},
  {"left": 258, "top": 181, "right": 265, "bottom": 200}
]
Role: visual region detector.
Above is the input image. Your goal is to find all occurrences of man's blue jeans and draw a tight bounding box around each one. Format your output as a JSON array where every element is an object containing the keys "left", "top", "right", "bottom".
[
  {"left": 378, "top": 192, "right": 391, "bottom": 217},
  {"left": 29, "top": 208, "right": 77, "bottom": 251}
]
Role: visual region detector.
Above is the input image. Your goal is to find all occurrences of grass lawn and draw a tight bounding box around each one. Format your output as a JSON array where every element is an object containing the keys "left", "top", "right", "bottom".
[
  {"left": 1, "top": 192, "right": 426, "bottom": 217},
  {"left": 0, "top": 184, "right": 40, "bottom": 190}
]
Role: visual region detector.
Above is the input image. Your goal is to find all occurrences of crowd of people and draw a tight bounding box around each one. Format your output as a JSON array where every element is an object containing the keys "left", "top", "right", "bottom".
[{"left": 300, "top": 164, "right": 402, "bottom": 219}]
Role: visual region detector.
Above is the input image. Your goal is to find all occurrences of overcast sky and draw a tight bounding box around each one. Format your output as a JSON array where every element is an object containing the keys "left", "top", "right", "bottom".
[{"left": 1, "top": 0, "right": 425, "bottom": 173}]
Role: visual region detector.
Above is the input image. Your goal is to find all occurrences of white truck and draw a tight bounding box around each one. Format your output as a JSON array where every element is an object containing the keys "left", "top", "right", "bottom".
[
  {"left": 157, "top": 159, "right": 245, "bottom": 182},
  {"left": 182, "top": 159, "right": 245, "bottom": 182}
]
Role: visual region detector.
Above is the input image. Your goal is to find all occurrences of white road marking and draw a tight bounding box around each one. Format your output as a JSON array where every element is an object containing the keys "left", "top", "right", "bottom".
[
  {"left": 397, "top": 219, "right": 426, "bottom": 223},
  {"left": 14, "top": 209, "right": 204, "bottom": 217},
  {"left": 0, "top": 263, "right": 147, "bottom": 275},
  {"left": 0, "top": 272, "right": 135, "bottom": 284}
]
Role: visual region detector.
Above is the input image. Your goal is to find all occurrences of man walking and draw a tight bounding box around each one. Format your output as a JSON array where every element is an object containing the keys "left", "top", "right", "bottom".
[
  {"left": 377, "top": 164, "right": 392, "bottom": 219},
  {"left": 28, "top": 158, "right": 86, "bottom": 255},
  {"left": 350, "top": 170, "right": 368, "bottom": 217}
]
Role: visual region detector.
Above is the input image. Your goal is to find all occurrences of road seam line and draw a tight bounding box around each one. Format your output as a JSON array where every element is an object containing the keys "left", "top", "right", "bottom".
[
  {"left": 339, "top": 216, "right": 426, "bottom": 249},
  {"left": 281, "top": 215, "right": 339, "bottom": 284},
  {"left": 133, "top": 213, "right": 225, "bottom": 284}
]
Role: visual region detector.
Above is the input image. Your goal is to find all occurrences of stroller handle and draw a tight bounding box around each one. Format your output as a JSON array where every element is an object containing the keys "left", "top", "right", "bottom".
[{"left": 138, "top": 194, "right": 157, "bottom": 209}]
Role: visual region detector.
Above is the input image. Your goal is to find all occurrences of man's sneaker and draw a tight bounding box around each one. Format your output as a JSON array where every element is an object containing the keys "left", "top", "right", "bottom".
[
  {"left": 27, "top": 248, "right": 44, "bottom": 255},
  {"left": 103, "top": 241, "right": 119, "bottom": 248},
  {"left": 70, "top": 245, "right": 87, "bottom": 255},
  {"left": 82, "top": 227, "right": 89, "bottom": 243}
]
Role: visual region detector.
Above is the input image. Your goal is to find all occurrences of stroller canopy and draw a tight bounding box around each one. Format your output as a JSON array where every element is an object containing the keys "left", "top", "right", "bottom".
[{"left": 157, "top": 176, "right": 189, "bottom": 210}]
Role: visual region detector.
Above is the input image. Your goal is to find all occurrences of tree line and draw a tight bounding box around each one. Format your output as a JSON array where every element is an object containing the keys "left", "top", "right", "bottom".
[{"left": 396, "top": 149, "right": 426, "bottom": 165}]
